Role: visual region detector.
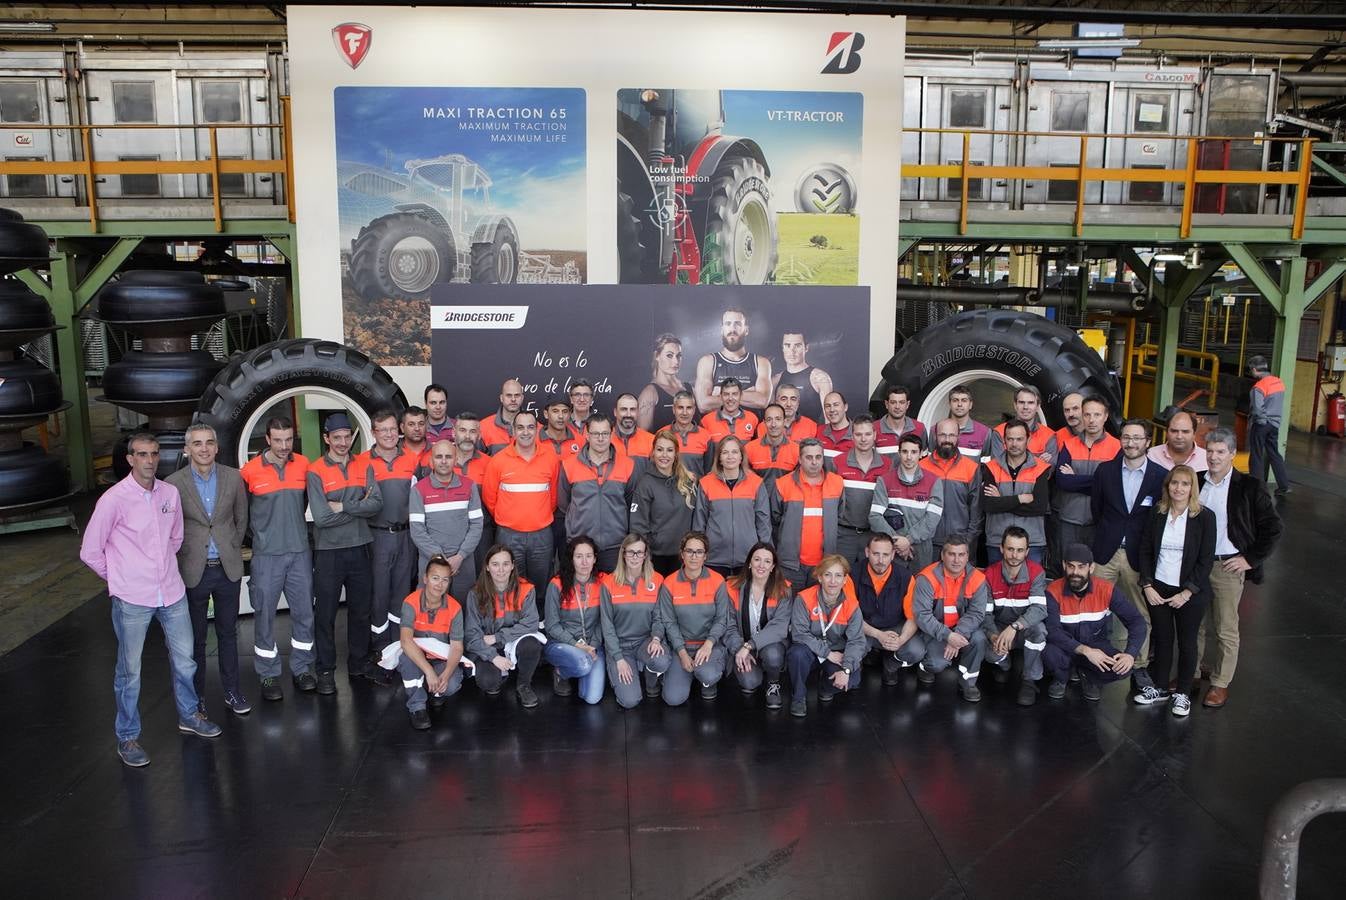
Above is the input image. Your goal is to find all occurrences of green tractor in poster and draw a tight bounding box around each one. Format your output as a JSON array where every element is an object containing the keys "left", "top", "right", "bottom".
[{"left": 617, "top": 89, "right": 779, "bottom": 285}]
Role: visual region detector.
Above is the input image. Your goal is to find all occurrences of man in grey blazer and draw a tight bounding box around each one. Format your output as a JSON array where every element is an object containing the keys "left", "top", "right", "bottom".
[{"left": 167, "top": 423, "right": 251, "bottom": 715}]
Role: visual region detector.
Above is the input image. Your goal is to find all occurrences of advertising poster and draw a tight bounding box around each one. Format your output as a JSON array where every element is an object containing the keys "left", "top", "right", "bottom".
[
  {"left": 431, "top": 285, "right": 869, "bottom": 426},
  {"left": 334, "top": 86, "right": 586, "bottom": 365},
  {"left": 617, "top": 88, "right": 862, "bottom": 287}
]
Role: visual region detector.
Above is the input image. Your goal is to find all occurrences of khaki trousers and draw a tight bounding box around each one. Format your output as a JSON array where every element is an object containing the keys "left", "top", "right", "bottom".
[
  {"left": 1198, "top": 562, "right": 1246, "bottom": 689},
  {"left": 1095, "top": 547, "right": 1149, "bottom": 667}
]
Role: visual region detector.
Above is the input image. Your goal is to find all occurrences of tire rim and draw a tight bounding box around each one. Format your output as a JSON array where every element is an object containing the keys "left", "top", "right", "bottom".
[
  {"left": 916, "top": 367, "right": 1048, "bottom": 431},
  {"left": 236, "top": 385, "right": 375, "bottom": 469},
  {"left": 497, "top": 241, "right": 516, "bottom": 283},
  {"left": 733, "top": 195, "right": 771, "bottom": 285},
  {"left": 390, "top": 236, "right": 441, "bottom": 294}
]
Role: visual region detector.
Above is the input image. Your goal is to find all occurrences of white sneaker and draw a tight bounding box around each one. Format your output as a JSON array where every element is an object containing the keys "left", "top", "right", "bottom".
[
  {"left": 1171, "top": 692, "right": 1192, "bottom": 717},
  {"left": 1133, "top": 685, "right": 1170, "bottom": 706}
]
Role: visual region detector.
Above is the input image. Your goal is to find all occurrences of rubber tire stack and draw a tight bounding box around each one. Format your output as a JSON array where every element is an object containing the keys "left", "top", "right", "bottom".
[
  {"left": 96, "top": 270, "right": 226, "bottom": 480},
  {"left": 0, "top": 208, "right": 68, "bottom": 511}
]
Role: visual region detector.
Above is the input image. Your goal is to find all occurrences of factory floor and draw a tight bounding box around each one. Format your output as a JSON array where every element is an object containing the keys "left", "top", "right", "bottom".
[{"left": 0, "top": 416, "right": 1343, "bottom": 896}]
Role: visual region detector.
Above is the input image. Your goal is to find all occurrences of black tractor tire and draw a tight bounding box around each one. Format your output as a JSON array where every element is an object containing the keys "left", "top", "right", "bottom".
[
  {"left": 103, "top": 351, "right": 225, "bottom": 415},
  {"left": 0, "top": 444, "right": 68, "bottom": 509},
  {"left": 95, "top": 274, "right": 225, "bottom": 326},
  {"left": 0, "top": 208, "right": 51, "bottom": 275},
  {"left": 197, "top": 338, "right": 406, "bottom": 468},
  {"left": 0, "top": 358, "right": 63, "bottom": 417},
  {"left": 349, "top": 213, "right": 455, "bottom": 301},
  {"left": 471, "top": 223, "right": 520, "bottom": 285},
  {"left": 116, "top": 270, "right": 206, "bottom": 286},
  {"left": 111, "top": 431, "right": 187, "bottom": 483},
  {"left": 702, "top": 156, "right": 778, "bottom": 285},
  {"left": 870, "top": 310, "right": 1122, "bottom": 430},
  {"left": 0, "top": 281, "right": 57, "bottom": 351}
]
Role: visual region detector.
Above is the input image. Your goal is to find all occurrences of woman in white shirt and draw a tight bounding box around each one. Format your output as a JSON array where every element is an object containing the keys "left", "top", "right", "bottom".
[{"left": 1137, "top": 464, "right": 1216, "bottom": 717}]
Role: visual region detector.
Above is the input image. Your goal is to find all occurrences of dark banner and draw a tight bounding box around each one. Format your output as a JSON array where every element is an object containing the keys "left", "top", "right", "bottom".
[{"left": 431, "top": 284, "right": 870, "bottom": 428}]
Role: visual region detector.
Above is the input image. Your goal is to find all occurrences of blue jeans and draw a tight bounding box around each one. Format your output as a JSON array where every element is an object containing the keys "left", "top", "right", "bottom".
[
  {"left": 111, "top": 596, "right": 200, "bottom": 741},
  {"left": 544, "top": 641, "right": 606, "bottom": 705}
]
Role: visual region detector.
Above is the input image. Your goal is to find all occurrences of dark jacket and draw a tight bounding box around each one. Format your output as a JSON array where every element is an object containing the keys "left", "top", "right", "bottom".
[
  {"left": 852, "top": 561, "right": 913, "bottom": 631},
  {"left": 630, "top": 469, "right": 696, "bottom": 557},
  {"left": 1197, "top": 469, "right": 1283, "bottom": 584},
  {"left": 1138, "top": 506, "right": 1216, "bottom": 600},
  {"left": 1091, "top": 456, "right": 1167, "bottom": 571}
]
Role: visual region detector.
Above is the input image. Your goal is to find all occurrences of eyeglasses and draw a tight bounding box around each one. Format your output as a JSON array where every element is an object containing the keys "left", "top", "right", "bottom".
[
  {"left": 683, "top": 548, "right": 707, "bottom": 556},
  {"left": 623, "top": 548, "right": 647, "bottom": 557}
]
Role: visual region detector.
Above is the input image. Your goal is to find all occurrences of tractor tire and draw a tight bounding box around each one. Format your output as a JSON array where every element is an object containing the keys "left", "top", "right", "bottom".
[
  {"left": 0, "top": 444, "right": 68, "bottom": 509},
  {"left": 0, "top": 281, "right": 57, "bottom": 351},
  {"left": 197, "top": 338, "right": 406, "bottom": 468},
  {"left": 870, "top": 310, "right": 1122, "bottom": 431},
  {"left": 0, "top": 208, "right": 50, "bottom": 276},
  {"left": 471, "top": 223, "right": 519, "bottom": 285},
  {"left": 116, "top": 270, "right": 206, "bottom": 286},
  {"left": 349, "top": 213, "right": 455, "bottom": 301},
  {"left": 111, "top": 431, "right": 187, "bottom": 483},
  {"left": 102, "top": 351, "right": 225, "bottom": 416},
  {"left": 96, "top": 273, "right": 225, "bottom": 327},
  {"left": 0, "top": 358, "right": 63, "bottom": 418},
  {"left": 703, "top": 156, "right": 778, "bottom": 285}
]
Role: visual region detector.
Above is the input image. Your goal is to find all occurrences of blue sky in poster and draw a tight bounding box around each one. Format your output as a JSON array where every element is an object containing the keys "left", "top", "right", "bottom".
[{"left": 334, "top": 86, "right": 585, "bottom": 248}]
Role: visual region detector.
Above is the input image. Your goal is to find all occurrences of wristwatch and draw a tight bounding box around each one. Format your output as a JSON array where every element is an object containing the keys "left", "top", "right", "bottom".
[
  {"left": 842, "top": 666, "right": 852, "bottom": 675},
  {"left": 1012, "top": 621, "right": 1024, "bottom": 632}
]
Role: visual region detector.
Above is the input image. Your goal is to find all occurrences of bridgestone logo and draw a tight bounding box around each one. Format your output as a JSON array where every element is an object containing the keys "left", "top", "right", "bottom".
[
  {"left": 921, "top": 344, "right": 1043, "bottom": 379},
  {"left": 432, "top": 306, "right": 529, "bottom": 329}
]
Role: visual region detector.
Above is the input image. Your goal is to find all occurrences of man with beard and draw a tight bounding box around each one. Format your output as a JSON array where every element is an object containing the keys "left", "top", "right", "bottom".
[
  {"left": 922, "top": 418, "right": 982, "bottom": 559},
  {"left": 540, "top": 395, "right": 583, "bottom": 459},
  {"left": 453, "top": 413, "right": 493, "bottom": 575},
  {"left": 1043, "top": 544, "right": 1147, "bottom": 701},
  {"left": 695, "top": 307, "right": 774, "bottom": 413},
  {"left": 399, "top": 406, "right": 430, "bottom": 468},
  {"left": 480, "top": 378, "right": 525, "bottom": 454},
  {"left": 908, "top": 535, "right": 989, "bottom": 703},
  {"left": 772, "top": 331, "right": 831, "bottom": 423},
  {"left": 612, "top": 392, "right": 654, "bottom": 475},
  {"left": 775, "top": 383, "right": 819, "bottom": 442}
]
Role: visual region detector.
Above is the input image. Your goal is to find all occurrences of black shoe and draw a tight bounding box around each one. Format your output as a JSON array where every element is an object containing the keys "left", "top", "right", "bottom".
[
  {"left": 1275, "top": 483, "right": 1291, "bottom": 496},
  {"left": 917, "top": 664, "right": 936, "bottom": 686},
  {"left": 428, "top": 693, "right": 447, "bottom": 710},
  {"left": 765, "top": 682, "right": 783, "bottom": 710},
  {"left": 292, "top": 673, "right": 316, "bottom": 694},
  {"left": 642, "top": 668, "right": 660, "bottom": 699},
  {"left": 960, "top": 682, "right": 982, "bottom": 703},
  {"left": 1081, "top": 677, "right": 1102, "bottom": 702},
  {"left": 483, "top": 686, "right": 502, "bottom": 697},
  {"left": 700, "top": 681, "right": 718, "bottom": 700},
  {"left": 263, "top": 676, "right": 285, "bottom": 700},
  {"left": 315, "top": 671, "right": 337, "bottom": 696},
  {"left": 409, "top": 709, "right": 431, "bottom": 730},
  {"left": 1016, "top": 682, "right": 1038, "bottom": 707},
  {"left": 991, "top": 665, "right": 1010, "bottom": 685},
  {"left": 1069, "top": 670, "right": 1081, "bottom": 684},
  {"left": 365, "top": 667, "right": 396, "bottom": 687},
  {"left": 1047, "top": 679, "right": 1067, "bottom": 700},
  {"left": 552, "top": 669, "right": 573, "bottom": 697},
  {"left": 818, "top": 684, "right": 836, "bottom": 702},
  {"left": 790, "top": 698, "right": 808, "bottom": 718},
  {"left": 881, "top": 661, "right": 902, "bottom": 686},
  {"left": 225, "top": 691, "right": 252, "bottom": 715},
  {"left": 517, "top": 684, "right": 539, "bottom": 708}
]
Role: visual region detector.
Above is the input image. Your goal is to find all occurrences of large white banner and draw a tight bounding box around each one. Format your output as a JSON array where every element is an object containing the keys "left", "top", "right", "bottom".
[{"left": 288, "top": 5, "right": 904, "bottom": 401}]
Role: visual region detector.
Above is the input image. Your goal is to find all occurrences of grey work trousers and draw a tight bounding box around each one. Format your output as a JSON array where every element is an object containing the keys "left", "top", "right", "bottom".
[
  {"left": 248, "top": 550, "right": 315, "bottom": 679},
  {"left": 371, "top": 528, "right": 416, "bottom": 652}
]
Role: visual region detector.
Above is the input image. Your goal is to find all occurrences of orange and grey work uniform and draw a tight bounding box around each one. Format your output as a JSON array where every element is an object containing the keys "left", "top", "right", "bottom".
[
  {"left": 396, "top": 589, "right": 465, "bottom": 712},
  {"left": 771, "top": 470, "right": 845, "bottom": 591},
  {"left": 982, "top": 559, "right": 1048, "bottom": 681},
  {"left": 818, "top": 423, "right": 854, "bottom": 464},
  {"left": 692, "top": 470, "right": 771, "bottom": 572},
  {"left": 701, "top": 408, "right": 759, "bottom": 444},
  {"left": 463, "top": 580, "right": 543, "bottom": 695},
  {"left": 1249, "top": 373, "right": 1288, "bottom": 486},
  {"left": 409, "top": 470, "right": 483, "bottom": 601},
  {"left": 308, "top": 453, "right": 383, "bottom": 676},
  {"left": 482, "top": 444, "right": 559, "bottom": 601},
  {"left": 908, "top": 562, "right": 990, "bottom": 684},
  {"left": 240, "top": 452, "right": 315, "bottom": 680},
  {"left": 366, "top": 446, "right": 422, "bottom": 652},
  {"left": 984, "top": 420, "right": 1058, "bottom": 466},
  {"left": 723, "top": 581, "right": 792, "bottom": 691},
  {"left": 478, "top": 411, "right": 516, "bottom": 455},
  {"left": 655, "top": 568, "right": 731, "bottom": 705},
  {"left": 669, "top": 425, "right": 714, "bottom": 478},
  {"left": 557, "top": 448, "right": 635, "bottom": 572},
  {"left": 745, "top": 434, "right": 799, "bottom": 486},
  {"left": 457, "top": 450, "right": 493, "bottom": 572},
  {"left": 921, "top": 453, "right": 982, "bottom": 553},
  {"left": 869, "top": 465, "right": 944, "bottom": 572},
  {"left": 787, "top": 582, "right": 867, "bottom": 696},
  {"left": 833, "top": 449, "right": 891, "bottom": 565},
  {"left": 1054, "top": 433, "right": 1121, "bottom": 551},
  {"left": 544, "top": 577, "right": 607, "bottom": 705},
  {"left": 613, "top": 428, "right": 654, "bottom": 479},
  {"left": 981, "top": 455, "right": 1051, "bottom": 551},
  {"left": 599, "top": 570, "right": 673, "bottom": 708}
]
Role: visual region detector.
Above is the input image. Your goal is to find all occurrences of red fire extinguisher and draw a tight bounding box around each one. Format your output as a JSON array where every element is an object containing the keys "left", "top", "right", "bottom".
[{"left": 1328, "top": 392, "right": 1346, "bottom": 438}]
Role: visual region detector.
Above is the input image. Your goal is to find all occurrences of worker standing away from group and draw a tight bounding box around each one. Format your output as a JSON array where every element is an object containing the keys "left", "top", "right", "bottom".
[
  {"left": 482, "top": 410, "right": 560, "bottom": 598},
  {"left": 82, "top": 432, "right": 221, "bottom": 768},
  {"left": 1246, "top": 355, "right": 1291, "bottom": 495},
  {"left": 308, "top": 412, "right": 384, "bottom": 693},
  {"left": 167, "top": 423, "right": 251, "bottom": 717},
  {"left": 365, "top": 409, "right": 422, "bottom": 661}
]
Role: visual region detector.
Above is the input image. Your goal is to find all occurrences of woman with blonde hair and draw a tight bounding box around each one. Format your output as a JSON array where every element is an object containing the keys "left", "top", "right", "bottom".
[
  {"left": 786, "top": 554, "right": 866, "bottom": 717},
  {"left": 1136, "top": 464, "right": 1216, "bottom": 717},
  {"left": 638, "top": 333, "right": 690, "bottom": 432},
  {"left": 630, "top": 428, "right": 697, "bottom": 575},
  {"left": 600, "top": 533, "right": 672, "bottom": 708}
]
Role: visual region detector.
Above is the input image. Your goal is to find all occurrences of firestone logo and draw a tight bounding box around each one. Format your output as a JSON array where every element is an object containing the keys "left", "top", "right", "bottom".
[
  {"left": 822, "top": 32, "right": 864, "bottom": 75},
  {"left": 332, "top": 23, "right": 372, "bottom": 69}
]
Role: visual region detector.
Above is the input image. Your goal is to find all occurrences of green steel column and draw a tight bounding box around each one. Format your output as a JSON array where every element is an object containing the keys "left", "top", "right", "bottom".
[
  {"left": 47, "top": 249, "right": 94, "bottom": 491},
  {"left": 1270, "top": 256, "right": 1308, "bottom": 455},
  {"left": 1153, "top": 301, "right": 1184, "bottom": 417}
]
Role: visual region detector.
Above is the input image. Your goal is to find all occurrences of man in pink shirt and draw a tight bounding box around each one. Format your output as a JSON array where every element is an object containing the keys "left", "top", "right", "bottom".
[
  {"left": 80, "top": 432, "right": 222, "bottom": 768},
  {"left": 1146, "top": 410, "right": 1208, "bottom": 473}
]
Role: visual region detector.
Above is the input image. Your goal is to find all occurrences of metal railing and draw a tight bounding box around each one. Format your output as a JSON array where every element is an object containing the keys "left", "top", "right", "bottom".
[
  {"left": 0, "top": 96, "right": 294, "bottom": 233},
  {"left": 1133, "top": 342, "right": 1221, "bottom": 409},
  {"left": 1261, "top": 779, "right": 1346, "bottom": 899},
  {"left": 901, "top": 129, "right": 1314, "bottom": 239}
]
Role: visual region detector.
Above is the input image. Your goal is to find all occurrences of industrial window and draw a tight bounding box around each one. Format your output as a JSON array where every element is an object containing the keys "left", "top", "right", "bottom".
[
  {"left": 200, "top": 81, "right": 244, "bottom": 123},
  {"left": 1133, "top": 94, "right": 1172, "bottom": 133},
  {"left": 0, "top": 81, "right": 42, "bottom": 123},
  {"left": 118, "top": 154, "right": 160, "bottom": 196},
  {"left": 206, "top": 157, "right": 247, "bottom": 197},
  {"left": 1047, "top": 162, "right": 1078, "bottom": 202},
  {"left": 3, "top": 156, "right": 46, "bottom": 197},
  {"left": 1051, "top": 92, "right": 1090, "bottom": 132},
  {"left": 111, "top": 82, "right": 156, "bottom": 123},
  {"left": 1127, "top": 165, "right": 1165, "bottom": 204},
  {"left": 945, "top": 159, "right": 985, "bottom": 201},
  {"left": 947, "top": 90, "right": 987, "bottom": 129}
]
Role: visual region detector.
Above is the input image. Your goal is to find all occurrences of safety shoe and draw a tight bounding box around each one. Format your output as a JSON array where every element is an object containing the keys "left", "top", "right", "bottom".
[
  {"left": 1081, "top": 677, "right": 1102, "bottom": 702},
  {"left": 1016, "top": 681, "right": 1038, "bottom": 707},
  {"left": 552, "top": 669, "right": 573, "bottom": 697},
  {"left": 700, "top": 681, "right": 718, "bottom": 701},
  {"left": 517, "top": 684, "right": 539, "bottom": 708},
  {"left": 365, "top": 667, "right": 396, "bottom": 688},
  {"left": 764, "top": 682, "right": 783, "bottom": 710},
  {"left": 409, "top": 709, "right": 431, "bottom": 730},
  {"left": 1171, "top": 692, "right": 1192, "bottom": 717},
  {"left": 881, "top": 658, "right": 902, "bottom": 686},
  {"left": 1132, "top": 685, "right": 1170, "bottom": 706},
  {"left": 642, "top": 668, "right": 660, "bottom": 699},
  {"left": 225, "top": 691, "right": 252, "bottom": 715},
  {"left": 263, "top": 677, "right": 285, "bottom": 700},
  {"left": 960, "top": 682, "right": 982, "bottom": 703},
  {"left": 117, "top": 739, "right": 150, "bottom": 768},
  {"left": 428, "top": 693, "right": 447, "bottom": 710},
  {"left": 292, "top": 673, "right": 316, "bottom": 693},
  {"left": 315, "top": 671, "right": 337, "bottom": 695},
  {"left": 178, "top": 712, "right": 222, "bottom": 738},
  {"left": 818, "top": 682, "right": 836, "bottom": 702},
  {"left": 916, "top": 664, "right": 936, "bottom": 686},
  {"left": 991, "top": 665, "right": 1011, "bottom": 685},
  {"left": 1047, "top": 679, "right": 1068, "bottom": 700},
  {"left": 790, "top": 698, "right": 808, "bottom": 718}
]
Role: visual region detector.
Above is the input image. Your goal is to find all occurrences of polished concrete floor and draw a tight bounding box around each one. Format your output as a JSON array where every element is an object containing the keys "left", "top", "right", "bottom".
[{"left": 1, "top": 476, "right": 1345, "bottom": 898}]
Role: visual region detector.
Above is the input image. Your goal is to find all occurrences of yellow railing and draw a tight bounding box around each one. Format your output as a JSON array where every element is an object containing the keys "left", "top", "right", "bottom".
[
  {"left": 900, "top": 129, "right": 1314, "bottom": 239},
  {"left": 1133, "top": 343, "right": 1221, "bottom": 409},
  {"left": 0, "top": 95, "right": 294, "bottom": 233}
]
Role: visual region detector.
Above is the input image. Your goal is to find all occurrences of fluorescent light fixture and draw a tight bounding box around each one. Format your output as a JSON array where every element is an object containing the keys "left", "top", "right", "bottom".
[
  {"left": 0, "top": 22, "right": 56, "bottom": 32},
  {"left": 1037, "top": 38, "right": 1141, "bottom": 50},
  {"left": 1153, "top": 252, "right": 1185, "bottom": 262}
]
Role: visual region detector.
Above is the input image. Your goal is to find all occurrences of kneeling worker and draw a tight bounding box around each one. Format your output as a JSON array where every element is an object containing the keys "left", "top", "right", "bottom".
[
  {"left": 854, "top": 533, "right": 923, "bottom": 685},
  {"left": 396, "top": 556, "right": 467, "bottom": 730},
  {"left": 1043, "top": 543, "right": 1147, "bottom": 701},
  {"left": 982, "top": 526, "right": 1048, "bottom": 706},
  {"left": 908, "top": 535, "right": 990, "bottom": 702}
]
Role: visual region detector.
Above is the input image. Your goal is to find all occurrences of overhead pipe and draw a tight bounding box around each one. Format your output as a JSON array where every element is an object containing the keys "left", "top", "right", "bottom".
[{"left": 898, "top": 284, "right": 1151, "bottom": 313}]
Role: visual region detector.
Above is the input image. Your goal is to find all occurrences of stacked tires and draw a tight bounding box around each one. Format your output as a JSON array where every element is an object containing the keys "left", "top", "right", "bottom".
[
  {"left": 0, "top": 209, "right": 69, "bottom": 511},
  {"left": 96, "top": 271, "right": 226, "bottom": 480}
]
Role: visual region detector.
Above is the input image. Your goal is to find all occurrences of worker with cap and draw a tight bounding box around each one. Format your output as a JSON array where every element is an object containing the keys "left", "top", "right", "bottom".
[{"left": 1042, "top": 542, "right": 1148, "bottom": 701}]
